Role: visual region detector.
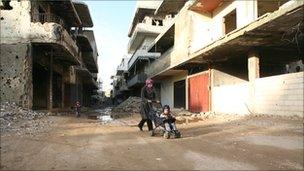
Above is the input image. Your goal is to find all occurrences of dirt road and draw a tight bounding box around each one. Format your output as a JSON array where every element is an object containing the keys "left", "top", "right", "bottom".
[{"left": 1, "top": 114, "right": 303, "bottom": 170}]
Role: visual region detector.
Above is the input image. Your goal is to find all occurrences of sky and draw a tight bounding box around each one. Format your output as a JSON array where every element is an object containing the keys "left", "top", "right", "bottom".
[{"left": 85, "top": 1, "right": 136, "bottom": 92}]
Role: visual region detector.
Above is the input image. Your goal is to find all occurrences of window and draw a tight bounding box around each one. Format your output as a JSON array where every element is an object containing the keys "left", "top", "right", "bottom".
[
  {"left": 224, "top": 9, "right": 237, "bottom": 34},
  {"left": 152, "top": 19, "right": 163, "bottom": 26},
  {"left": 0, "top": 0, "right": 13, "bottom": 10},
  {"left": 38, "top": 6, "right": 46, "bottom": 23}
]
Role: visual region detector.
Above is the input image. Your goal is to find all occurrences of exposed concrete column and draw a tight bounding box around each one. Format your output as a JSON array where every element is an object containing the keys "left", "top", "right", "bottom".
[
  {"left": 248, "top": 50, "right": 260, "bottom": 114},
  {"left": 76, "top": 73, "right": 79, "bottom": 103},
  {"left": 61, "top": 78, "right": 65, "bottom": 108},
  {"left": 248, "top": 51, "right": 260, "bottom": 82},
  {"left": 47, "top": 49, "right": 54, "bottom": 110}
]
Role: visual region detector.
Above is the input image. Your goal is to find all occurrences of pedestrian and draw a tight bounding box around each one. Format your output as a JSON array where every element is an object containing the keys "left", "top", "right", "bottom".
[
  {"left": 138, "top": 78, "right": 158, "bottom": 132},
  {"left": 75, "top": 101, "right": 81, "bottom": 117}
]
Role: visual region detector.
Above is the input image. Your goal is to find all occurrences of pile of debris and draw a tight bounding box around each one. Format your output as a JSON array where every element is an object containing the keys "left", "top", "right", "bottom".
[
  {"left": 0, "top": 102, "right": 53, "bottom": 136},
  {"left": 112, "top": 96, "right": 141, "bottom": 114}
]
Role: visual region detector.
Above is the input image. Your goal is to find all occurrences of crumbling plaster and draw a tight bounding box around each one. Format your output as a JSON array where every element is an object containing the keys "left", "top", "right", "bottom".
[
  {"left": 0, "top": 44, "right": 33, "bottom": 108},
  {"left": 0, "top": 1, "right": 79, "bottom": 58}
]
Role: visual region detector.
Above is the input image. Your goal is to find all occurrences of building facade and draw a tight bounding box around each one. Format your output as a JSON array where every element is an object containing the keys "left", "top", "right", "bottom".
[
  {"left": 146, "top": 0, "right": 303, "bottom": 117},
  {"left": 124, "top": 1, "right": 181, "bottom": 97},
  {"left": 0, "top": 0, "right": 99, "bottom": 110}
]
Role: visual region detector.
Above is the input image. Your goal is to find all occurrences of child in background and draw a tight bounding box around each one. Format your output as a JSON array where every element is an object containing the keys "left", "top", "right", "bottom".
[{"left": 75, "top": 101, "right": 81, "bottom": 117}]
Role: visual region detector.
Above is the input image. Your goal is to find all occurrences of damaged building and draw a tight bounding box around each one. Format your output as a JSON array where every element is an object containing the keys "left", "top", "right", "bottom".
[
  {"left": 112, "top": 0, "right": 303, "bottom": 116},
  {"left": 0, "top": 0, "right": 99, "bottom": 110},
  {"left": 145, "top": 0, "right": 303, "bottom": 117},
  {"left": 123, "top": 1, "right": 183, "bottom": 97}
]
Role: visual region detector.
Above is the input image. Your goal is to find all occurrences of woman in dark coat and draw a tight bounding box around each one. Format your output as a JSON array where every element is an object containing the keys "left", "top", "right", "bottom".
[{"left": 138, "top": 78, "right": 158, "bottom": 131}]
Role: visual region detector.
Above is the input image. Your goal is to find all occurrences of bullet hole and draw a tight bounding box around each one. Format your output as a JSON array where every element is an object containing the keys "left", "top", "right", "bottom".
[
  {"left": 15, "top": 55, "right": 19, "bottom": 59},
  {"left": 2, "top": 93, "right": 4, "bottom": 95},
  {"left": 9, "top": 85, "right": 11, "bottom": 88},
  {"left": 1, "top": 77, "right": 3, "bottom": 79},
  {"left": 6, "top": 79, "right": 11, "bottom": 85},
  {"left": 0, "top": 17, "right": 4, "bottom": 20}
]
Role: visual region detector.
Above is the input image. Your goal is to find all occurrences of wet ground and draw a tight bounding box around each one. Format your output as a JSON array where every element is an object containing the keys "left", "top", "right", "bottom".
[{"left": 0, "top": 111, "right": 303, "bottom": 170}]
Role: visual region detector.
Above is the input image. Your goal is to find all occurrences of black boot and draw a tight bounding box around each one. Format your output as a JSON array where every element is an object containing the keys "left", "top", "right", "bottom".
[{"left": 138, "top": 125, "right": 143, "bottom": 131}]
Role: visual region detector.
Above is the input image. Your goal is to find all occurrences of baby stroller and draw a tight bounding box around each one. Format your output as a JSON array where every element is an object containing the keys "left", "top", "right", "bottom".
[{"left": 148, "top": 101, "right": 181, "bottom": 139}]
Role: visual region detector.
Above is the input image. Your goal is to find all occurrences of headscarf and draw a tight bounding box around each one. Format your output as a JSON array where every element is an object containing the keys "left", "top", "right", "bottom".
[{"left": 145, "top": 78, "right": 154, "bottom": 93}]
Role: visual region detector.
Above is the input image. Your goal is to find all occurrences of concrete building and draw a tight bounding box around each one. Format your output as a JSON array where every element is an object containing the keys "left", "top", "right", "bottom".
[
  {"left": 147, "top": 0, "right": 303, "bottom": 117},
  {"left": 125, "top": 1, "right": 179, "bottom": 97},
  {"left": 112, "top": 57, "right": 130, "bottom": 104},
  {"left": 0, "top": 0, "right": 99, "bottom": 110}
]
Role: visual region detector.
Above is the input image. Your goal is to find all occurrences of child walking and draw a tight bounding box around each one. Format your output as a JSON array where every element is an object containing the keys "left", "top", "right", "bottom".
[{"left": 75, "top": 101, "right": 81, "bottom": 117}]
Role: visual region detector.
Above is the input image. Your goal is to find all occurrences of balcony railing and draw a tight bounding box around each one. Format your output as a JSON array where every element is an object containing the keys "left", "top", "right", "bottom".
[
  {"left": 146, "top": 47, "right": 173, "bottom": 77},
  {"left": 127, "top": 73, "right": 147, "bottom": 87},
  {"left": 128, "top": 50, "right": 161, "bottom": 70},
  {"left": 32, "top": 13, "right": 79, "bottom": 62}
]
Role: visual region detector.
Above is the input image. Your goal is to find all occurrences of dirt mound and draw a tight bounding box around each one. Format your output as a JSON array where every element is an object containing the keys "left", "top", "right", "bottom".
[
  {"left": 112, "top": 97, "right": 141, "bottom": 113},
  {"left": 0, "top": 102, "right": 53, "bottom": 136}
]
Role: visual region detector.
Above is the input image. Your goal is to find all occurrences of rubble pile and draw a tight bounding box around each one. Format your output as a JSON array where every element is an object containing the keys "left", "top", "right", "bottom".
[
  {"left": 112, "top": 97, "right": 141, "bottom": 113},
  {"left": 0, "top": 102, "right": 53, "bottom": 136}
]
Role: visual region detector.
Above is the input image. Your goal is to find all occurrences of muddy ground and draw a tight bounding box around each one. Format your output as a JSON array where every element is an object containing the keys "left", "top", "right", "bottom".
[{"left": 1, "top": 113, "right": 303, "bottom": 170}]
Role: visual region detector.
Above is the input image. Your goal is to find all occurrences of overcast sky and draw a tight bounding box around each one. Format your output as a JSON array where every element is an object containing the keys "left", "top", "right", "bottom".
[{"left": 85, "top": 1, "right": 136, "bottom": 92}]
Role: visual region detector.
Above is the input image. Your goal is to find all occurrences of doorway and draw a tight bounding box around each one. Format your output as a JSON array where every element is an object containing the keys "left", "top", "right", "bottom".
[
  {"left": 188, "top": 71, "right": 210, "bottom": 113},
  {"left": 174, "top": 80, "right": 186, "bottom": 109}
]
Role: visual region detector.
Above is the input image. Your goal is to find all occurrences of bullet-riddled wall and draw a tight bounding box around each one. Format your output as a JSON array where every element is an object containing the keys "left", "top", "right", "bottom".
[{"left": 0, "top": 44, "right": 33, "bottom": 108}]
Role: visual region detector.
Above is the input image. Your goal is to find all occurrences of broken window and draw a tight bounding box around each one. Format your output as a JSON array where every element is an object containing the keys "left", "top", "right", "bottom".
[
  {"left": 223, "top": 9, "right": 237, "bottom": 34},
  {"left": 38, "top": 6, "right": 46, "bottom": 23},
  {"left": 258, "top": 0, "right": 289, "bottom": 17},
  {"left": 152, "top": 19, "right": 163, "bottom": 26},
  {"left": 0, "top": 0, "right": 13, "bottom": 10}
]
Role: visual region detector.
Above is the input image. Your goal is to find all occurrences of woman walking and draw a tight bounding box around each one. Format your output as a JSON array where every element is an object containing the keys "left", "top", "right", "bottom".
[{"left": 138, "top": 78, "right": 158, "bottom": 131}]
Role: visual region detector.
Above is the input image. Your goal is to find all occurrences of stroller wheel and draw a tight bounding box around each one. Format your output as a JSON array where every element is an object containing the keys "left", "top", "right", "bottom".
[
  {"left": 174, "top": 131, "right": 181, "bottom": 138},
  {"left": 151, "top": 130, "right": 156, "bottom": 137},
  {"left": 163, "top": 132, "right": 170, "bottom": 139},
  {"left": 160, "top": 130, "right": 165, "bottom": 136}
]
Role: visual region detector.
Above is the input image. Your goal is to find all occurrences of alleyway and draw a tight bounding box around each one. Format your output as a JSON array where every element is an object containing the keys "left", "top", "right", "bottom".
[{"left": 1, "top": 114, "right": 303, "bottom": 170}]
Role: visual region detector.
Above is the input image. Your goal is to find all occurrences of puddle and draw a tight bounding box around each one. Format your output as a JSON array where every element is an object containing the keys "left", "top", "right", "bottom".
[
  {"left": 98, "top": 115, "right": 113, "bottom": 123},
  {"left": 96, "top": 107, "right": 114, "bottom": 123}
]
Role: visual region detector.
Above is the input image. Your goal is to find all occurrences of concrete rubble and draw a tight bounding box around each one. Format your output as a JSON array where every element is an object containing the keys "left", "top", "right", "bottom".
[
  {"left": 112, "top": 97, "right": 141, "bottom": 114},
  {"left": 0, "top": 102, "right": 53, "bottom": 137}
]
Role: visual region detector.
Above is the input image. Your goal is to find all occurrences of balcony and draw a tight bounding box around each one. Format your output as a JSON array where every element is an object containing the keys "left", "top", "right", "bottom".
[
  {"left": 146, "top": 47, "right": 172, "bottom": 78},
  {"left": 127, "top": 73, "right": 147, "bottom": 88},
  {"left": 92, "top": 73, "right": 98, "bottom": 81},
  {"left": 74, "top": 66, "right": 98, "bottom": 89},
  {"left": 128, "top": 50, "right": 161, "bottom": 70},
  {"left": 128, "top": 23, "right": 163, "bottom": 53},
  {"left": 76, "top": 30, "right": 98, "bottom": 73},
  {"left": 30, "top": 13, "right": 80, "bottom": 64},
  {"left": 114, "top": 77, "right": 129, "bottom": 91}
]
